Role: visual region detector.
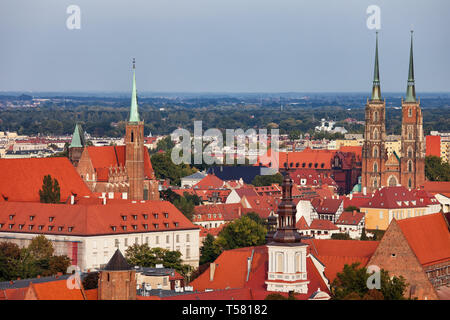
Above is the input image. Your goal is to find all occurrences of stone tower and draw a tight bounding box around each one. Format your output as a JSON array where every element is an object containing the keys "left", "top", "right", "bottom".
[
  {"left": 98, "top": 249, "right": 137, "bottom": 300},
  {"left": 68, "top": 123, "right": 86, "bottom": 167},
  {"left": 362, "top": 32, "right": 387, "bottom": 194},
  {"left": 400, "top": 31, "right": 425, "bottom": 189},
  {"left": 125, "top": 59, "right": 145, "bottom": 200}
]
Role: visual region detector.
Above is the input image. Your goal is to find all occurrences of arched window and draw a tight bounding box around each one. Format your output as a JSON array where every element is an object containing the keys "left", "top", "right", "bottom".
[
  {"left": 407, "top": 147, "right": 413, "bottom": 158},
  {"left": 373, "top": 162, "right": 378, "bottom": 173},
  {"left": 276, "top": 252, "right": 284, "bottom": 273},
  {"left": 408, "top": 178, "right": 412, "bottom": 188},
  {"left": 373, "top": 146, "right": 378, "bottom": 158},
  {"left": 408, "top": 160, "right": 413, "bottom": 173},
  {"left": 388, "top": 176, "right": 397, "bottom": 187},
  {"left": 373, "top": 129, "right": 379, "bottom": 140},
  {"left": 131, "top": 131, "right": 134, "bottom": 142}
]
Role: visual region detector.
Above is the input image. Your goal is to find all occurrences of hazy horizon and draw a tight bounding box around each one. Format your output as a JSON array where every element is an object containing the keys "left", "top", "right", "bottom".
[{"left": 1, "top": 0, "right": 449, "bottom": 93}]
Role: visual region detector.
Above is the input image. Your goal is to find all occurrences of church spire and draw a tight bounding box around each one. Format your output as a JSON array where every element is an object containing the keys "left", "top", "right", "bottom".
[
  {"left": 371, "top": 31, "right": 381, "bottom": 101},
  {"left": 129, "top": 58, "right": 141, "bottom": 122},
  {"left": 405, "top": 31, "right": 416, "bottom": 103}
]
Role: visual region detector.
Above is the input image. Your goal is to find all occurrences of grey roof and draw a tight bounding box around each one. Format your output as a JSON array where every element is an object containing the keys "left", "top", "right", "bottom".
[
  {"left": 0, "top": 274, "right": 73, "bottom": 290},
  {"left": 182, "top": 172, "right": 207, "bottom": 180},
  {"left": 134, "top": 266, "right": 176, "bottom": 277},
  {"left": 103, "top": 249, "right": 132, "bottom": 271}
]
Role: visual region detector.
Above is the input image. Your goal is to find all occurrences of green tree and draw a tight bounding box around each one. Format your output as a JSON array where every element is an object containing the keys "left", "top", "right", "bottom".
[
  {"left": 425, "top": 155, "right": 450, "bottom": 181},
  {"left": 251, "top": 173, "right": 283, "bottom": 187},
  {"left": 360, "top": 228, "right": 368, "bottom": 241},
  {"left": 199, "top": 234, "right": 222, "bottom": 265},
  {"left": 173, "top": 196, "right": 195, "bottom": 221},
  {"left": 49, "top": 255, "right": 72, "bottom": 275},
  {"left": 27, "top": 235, "right": 54, "bottom": 260},
  {"left": 82, "top": 272, "right": 99, "bottom": 290},
  {"left": 125, "top": 244, "right": 192, "bottom": 277},
  {"left": 150, "top": 152, "right": 196, "bottom": 186},
  {"left": 215, "top": 216, "right": 267, "bottom": 251},
  {"left": 331, "top": 262, "right": 407, "bottom": 300},
  {"left": 331, "top": 233, "right": 351, "bottom": 240},
  {"left": 39, "top": 175, "right": 61, "bottom": 203},
  {"left": 243, "top": 212, "right": 266, "bottom": 226},
  {"left": 344, "top": 206, "right": 360, "bottom": 212}
]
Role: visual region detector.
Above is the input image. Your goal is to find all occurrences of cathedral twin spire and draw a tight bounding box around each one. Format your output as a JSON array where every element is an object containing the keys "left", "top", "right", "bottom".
[{"left": 370, "top": 31, "right": 416, "bottom": 102}]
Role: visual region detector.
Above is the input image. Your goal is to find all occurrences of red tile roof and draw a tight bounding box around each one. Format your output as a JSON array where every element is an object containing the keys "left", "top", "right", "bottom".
[
  {"left": 312, "top": 198, "right": 343, "bottom": 214},
  {"left": 189, "top": 245, "right": 330, "bottom": 300},
  {"left": 309, "top": 219, "right": 339, "bottom": 231},
  {"left": 194, "top": 203, "right": 243, "bottom": 222},
  {"left": 296, "top": 216, "right": 310, "bottom": 230},
  {"left": 396, "top": 213, "right": 450, "bottom": 267},
  {"left": 0, "top": 287, "right": 28, "bottom": 300},
  {"left": 27, "top": 279, "right": 85, "bottom": 300},
  {"left": 84, "top": 289, "right": 98, "bottom": 300},
  {"left": 290, "top": 169, "right": 337, "bottom": 187},
  {"left": 0, "top": 158, "right": 93, "bottom": 202},
  {"left": 0, "top": 200, "right": 199, "bottom": 236},
  {"left": 303, "top": 239, "right": 379, "bottom": 283},
  {"left": 362, "top": 186, "right": 426, "bottom": 209},
  {"left": 193, "top": 174, "right": 225, "bottom": 189},
  {"left": 420, "top": 181, "right": 450, "bottom": 195},
  {"left": 86, "top": 146, "right": 155, "bottom": 182},
  {"left": 336, "top": 211, "right": 365, "bottom": 226},
  {"left": 342, "top": 194, "right": 371, "bottom": 210}
]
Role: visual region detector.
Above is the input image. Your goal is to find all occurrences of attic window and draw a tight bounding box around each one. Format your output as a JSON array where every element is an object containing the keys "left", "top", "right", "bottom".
[
  {"left": 122, "top": 226, "right": 127, "bottom": 231},
  {"left": 132, "top": 225, "right": 137, "bottom": 230},
  {"left": 0, "top": 223, "right": 3, "bottom": 228},
  {"left": 153, "top": 223, "right": 159, "bottom": 229},
  {"left": 19, "top": 224, "right": 24, "bottom": 230},
  {"left": 174, "top": 222, "right": 179, "bottom": 227},
  {"left": 111, "top": 226, "right": 116, "bottom": 232},
  {"left": 9, "top": 215, "right": 14, "bottom": 220},
  {"left": 132, "top": 215, "right": 137, "bottom": 220},
  {"left": 143, "top": 214, "right": 148, "bottom": 219},
  {"left": 68, "top": 227, "right": 73, "bottom": 232},
  {"left": 38, "top": 225, "right": 44, "bottom": 230},
  {"left": 29, "top": 216, "right": 35, "bottom": 221},
  {"left": 391, "top": 253, "right": 396, "bottom": 258},
  {"left": 153, "top": 213, "right": 158, "bottom": 219},
  {"left": 28, "top": 225, "right": 33, "bottom": 231},
  {"left": 9, "top": 224, "right": 14, "bottom": 229},
  {"left": 164, "top": 223, "right": 169, "bottom": 228},
  {"left": 58, "top": 226, "right": 63, "bottom": 231},
  {"left": 143, "top": 224, "right": 148, "bottom": 230},
  {"left": 49, "top": 217, "right": 55, "bottom": 222},
  {"left": 164, "top": 212, "right": 169, "bottom": 218},
  {"left": 48, "top": 226, "right": 54, "bottom": 231},
  {"left": 121, "top": 215, "right": 127, "bottom": 221}
]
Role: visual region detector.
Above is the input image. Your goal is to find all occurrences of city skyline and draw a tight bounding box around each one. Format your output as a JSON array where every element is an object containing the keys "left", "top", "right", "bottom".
[{"left": 0, "top": 0, "right": 449, "bottom": 93}]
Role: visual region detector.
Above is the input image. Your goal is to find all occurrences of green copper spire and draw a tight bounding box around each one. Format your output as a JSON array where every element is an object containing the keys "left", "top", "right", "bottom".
[
  {"left": 371, "top": 31, "right": 382, "bottom": 101},
  {"left": 405, "top": 31, "right": 416, "bottom": 103},
  {"left": 129, "top": 58, "right": 141, "bottom": 122},
  {"left": 69, "top": 123, "right": 85, "bottom": 148}
]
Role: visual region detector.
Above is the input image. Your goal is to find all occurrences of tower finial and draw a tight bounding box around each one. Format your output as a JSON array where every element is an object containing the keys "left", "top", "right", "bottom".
[
  {"left": 405, "top": 30, "right": 416, "bottom": 102},
  {"left": 371, "top": 31, "right": 381, "bottom": 101}
]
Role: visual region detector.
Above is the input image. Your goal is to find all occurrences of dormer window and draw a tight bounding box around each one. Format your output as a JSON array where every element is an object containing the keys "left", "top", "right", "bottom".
[
  {"left": 111, "top": 226, "right": 116, "bottom": 232},
  {"left": 29, "top": 216, "right": 35, "bottom": 221},
  {"left": 49, "top": 217, "right": 54, "bottom": 222},
  {"left": 9, "top": 224, "right": 14, "bottom": 229},
  {"left": 122, "top": 226, "right": 127, "bottom": 231},
  {"left": 174, "top": 222, "right": 179, "bottom": 227},
  {"left": 164, "top": 212, "right": 169, "bottom": 218},
  {"left": 132, "top": 225, "right": 137, "bottom": 230},
  {"left": 132, "top": 215, "right": 137, "bottom": 220},
  {"left": 58, "top": 226, "right": 63, "bottom": 232},
  {"left": 68, "top": 227, "right": 73, "bottom": 232},
  {"left": 48, "top": 226, "right": 54, "bottom": 231},
  {"left": 0, "top": 223, "right": 3, "bottom": 228},
  {"left": 28, "top": 225, "right": 34, "bottom": 231},
  {"left": 153, "top": 213, "right": 158, "bottom": 219},
  {"left": 38, "top": 225, "right": 44, "bottom": 230},
  {"left": 18, "top": 224, "right": 24, "bottom": 230},
  {"left": 164, "top": 223, "right": 169, "bottom": 228},
  {"left": 143, "top": 224, "right": 148, "bottom": 230},
  {"left": 143, "top": 214, "right": 148, "bottom": 220},
  {"left": 9, "top": 215, "right": 14, "bottom": 220},
  {"left": 121, "top": 215, "right": 127, "bottom": 221},
  {"left": 153, "top": 223, "right": 159, "bottom": 229}
]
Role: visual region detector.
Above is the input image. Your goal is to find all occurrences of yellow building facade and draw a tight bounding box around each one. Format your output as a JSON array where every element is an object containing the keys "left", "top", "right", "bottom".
[{"left": 362, "top": 206, "right": 428, "bottom": 231}]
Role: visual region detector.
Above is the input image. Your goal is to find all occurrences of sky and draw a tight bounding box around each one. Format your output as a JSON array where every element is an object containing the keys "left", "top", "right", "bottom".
[{"left": 0, "top": 0, "right": 449, "bottom": 93}]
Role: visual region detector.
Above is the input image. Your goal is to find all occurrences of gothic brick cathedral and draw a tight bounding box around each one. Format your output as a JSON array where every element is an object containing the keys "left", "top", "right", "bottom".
[
  {"left": 362, "top": 32, "right": 425, "bottom": 194},
  {"left": 69, "top": 60, "right": 159, "bottom": 201}
]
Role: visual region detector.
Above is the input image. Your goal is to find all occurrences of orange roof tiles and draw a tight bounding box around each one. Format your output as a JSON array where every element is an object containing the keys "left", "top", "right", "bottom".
[
  {"left": 397, "top": 213, "right": 450, "bottom": 267},
  {"left": 0, "top": 158, "right": 93, "bottom": 202},
  {"left": 0, "top": 200, "right": 199, "bottom": 236},
  {"left": 309, "top": 219, "right": 339, "bottom": 231},
  {"left": 336, "top": 211, "right": 365, "bottom": 226},
  {"left": 296, "top": 216, "right": 310, "bottom": 230},
  {"left": 193, "top": 174, "right": 225, "bottom": 189},
  {"left": 27, "top": 279, "right": 85, "bottom": 300},
  {"left": 420, "top": 181, "right": 450, "bottom": 195}
]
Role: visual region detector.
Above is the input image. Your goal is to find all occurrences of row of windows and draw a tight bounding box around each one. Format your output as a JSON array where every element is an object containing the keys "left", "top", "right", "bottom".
[
  {"left": 102, "top": 233, "right": 192, "bottom": 249},
  {"left": 0, "top": 223, "right": 73, "bottom": 232},
  {"left": 120, "top": 212, "right": 169, "bottom": 221}
]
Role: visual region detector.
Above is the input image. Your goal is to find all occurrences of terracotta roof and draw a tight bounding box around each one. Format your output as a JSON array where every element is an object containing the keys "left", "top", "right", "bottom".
[
  {"left": 0, "top": 287, "right": 28, "bottom": 300},
  {"left": 312, "top": 198, "right": 343, "bottom": 214},
  {"left": 193, "top": 174, "right": 224, "bottom": 189},
  {"left": 310, "top": 219, "right": 339, "bottom": 231},
  {"left": 397, "top": 213, "right": 450, "bottom": 267},
  {"left": 0, "top": 200, "right": 199, "bottom": 236},
  {"left": 342, "top": 194, "right": 371, "bottom": 210},
  {"left": 84, "top": 289, "right": 98, "bottom": 300},
  {"left": 420, "top": 181, "right": 450, "bottom": 195},
  {"left": 296, "top": 216, "right": 310, "bottom": 230},
  {"left": 362, "top": 186, "right": 427, "bottom": 209},
  {"left": 0, "top": 158, "right": 93, "bottom": 202},
  {"left": 86, "top": 146, "right": 155, "bottom": 182},
  {"left": 290, "top": 169, "right": 337, "bottom": 187},
  {"left": 303, "top": 239, "right": 379, "bottom": 282},
  {"left": 336, "top": 211, "right": 365, "bottom": 226},
  {"left": 194, "top": 203, "right": 243, "bottom": 222},
  {"left": 27, "top": 279, "right": 85, "bottom": 300},
  {"left": 189, "top": 245, "right": 330, "bottom": 300}
]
